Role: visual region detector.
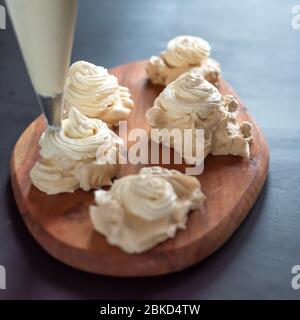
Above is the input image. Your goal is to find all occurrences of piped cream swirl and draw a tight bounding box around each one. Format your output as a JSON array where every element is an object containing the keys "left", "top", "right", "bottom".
[
  {"left": 64, "top": 61, "right": 134, "bottom": 127},
  {"left": 90, "top": 166, "right": 205, "bottom": 254},
  {"left": 30, "top": 107, "right": 122, "bottom": 194},
  {"left": 160, "top": 71, "right": 225, "bottom": 119},
  {"left": 146, "top": 35, "right": 221, "bottom": 86},
  {"left": 162, "top": 35, "right": 211, "bottom": 67},
  {"left": 110, "top": 174, "right": 177, "bottom": 221},
  {"left": 146, "top": 71, "right": 252, "bottom": 159}
]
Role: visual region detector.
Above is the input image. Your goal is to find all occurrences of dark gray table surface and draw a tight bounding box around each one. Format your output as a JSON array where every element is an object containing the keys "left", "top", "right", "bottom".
[{"left": 0, "top": 0, "right": 299, "bottom": 300}]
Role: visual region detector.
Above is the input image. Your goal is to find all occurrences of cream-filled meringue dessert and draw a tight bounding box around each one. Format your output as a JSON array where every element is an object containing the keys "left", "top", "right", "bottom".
[
  {"left": 90, "top": 166, "right": 205, "bottom": 254},
  {"left": 146, "top": 71, "right": 252, "bottom": 159},
  {"left": 146, "top": 35, "right": 221, "bottom": 86},
  {"left": 30, "top": 107, "right": 123, "bottom": 195},
  {"left": 64, "top": 61, "right": 134, "bottom": 127}
]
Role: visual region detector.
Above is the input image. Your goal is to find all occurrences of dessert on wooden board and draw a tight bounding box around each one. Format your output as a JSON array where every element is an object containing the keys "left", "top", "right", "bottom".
[
  {"left": 30, "top": 107, "right": 122, "bottom": 195},
  {"left": 90, "top": 166, "right": 205, "bottom": 254},
  {"left": 146, "top": 35, "right": 221, "bottom": 86},
  {"left": 10, "top": 35, "right": 269, "bottom": 275},
  {"left": 146, "top": 71, "right": 252, "bottom": 160}
]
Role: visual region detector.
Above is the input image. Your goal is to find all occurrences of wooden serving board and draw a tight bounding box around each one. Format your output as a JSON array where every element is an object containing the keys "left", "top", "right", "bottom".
[{"left": 10, "top": 60, "right": 269, "bottom": 277}]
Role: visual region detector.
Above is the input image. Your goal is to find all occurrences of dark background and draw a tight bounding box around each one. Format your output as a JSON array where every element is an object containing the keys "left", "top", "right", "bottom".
[{"left": 0, "top": 0, "right": 300, "bottom": 299}]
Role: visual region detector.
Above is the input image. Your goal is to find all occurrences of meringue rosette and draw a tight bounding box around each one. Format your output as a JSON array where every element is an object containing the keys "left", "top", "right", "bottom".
[
  {"left": 146, "top": 35, "right": 221, "bottom": 86},
  {"left": 146, "top": 71, "right": 252, "bottom": 160},
  {"left": 30, "top": 107, "right": 122, "bottom": 195},
  {"left": 64, "top": 61, "right": 134, "bottom": 127},
  {"left": 90, "top": 166, "right": 205, "bottom": 254}
]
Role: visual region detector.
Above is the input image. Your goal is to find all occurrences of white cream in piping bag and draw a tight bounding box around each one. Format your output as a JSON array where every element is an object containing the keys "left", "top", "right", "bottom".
[
  {"left": 90, "top": 166, "right": 205, "bottom": 254},
  {"left": 6, "top": 0, "right": 77, "bottom": 97},
  {"left": 147, "top": 35, "right": 221, "bottom": 86},
  {"left": 64, "top": 61, "right": 134, "bottom": 127},
  {"left": 146, "top": 71, "right": 252, "bottom": 159},
  {"left": 30, "top": 108, "right": 122, "bottom": 195}
]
